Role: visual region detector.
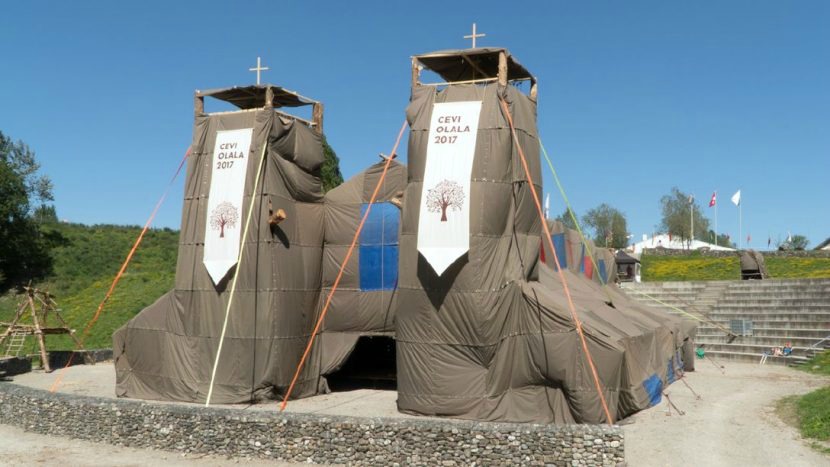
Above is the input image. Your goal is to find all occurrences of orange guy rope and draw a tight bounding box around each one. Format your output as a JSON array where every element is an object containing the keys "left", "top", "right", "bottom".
[
  {"left": 280, "top": 120, "right": 408, "bottom": 411},
  {"left": 50, "top": 147, "right": 191, "bottom": 393},
  {"left": 498, "top": 97, "right": 614, "bottom": 425}
]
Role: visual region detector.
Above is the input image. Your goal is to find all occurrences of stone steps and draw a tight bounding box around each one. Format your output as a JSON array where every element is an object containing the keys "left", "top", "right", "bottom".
[
  {"left": 716, "top": 298, "right": 830, "bottom": 306},
  {"left": 703, "top": 320, "right": 830, "bottom": 329},
  {"left": 623, "top": 278, "right": 830, "bottom": 366},
  {"left": 695, "top": 341, "right": 814, "bottom": 355},
  {"left": 702, "top": 350, "right": 811, "bottom": 365},
  {"left": 718, "top": 292, "right": 830, "bottom": 299},
  {"left": 696, "top": 335, "right": 825, "bottom": 347},
  {"left": 707, "top": 313, "right": 830, "bottom": 321},
  {"left": 698, "top": 327, "right": 830, "bottom": 338}
]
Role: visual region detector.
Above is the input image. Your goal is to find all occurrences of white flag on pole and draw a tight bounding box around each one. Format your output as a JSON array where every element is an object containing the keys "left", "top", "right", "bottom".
[
  {"left": 417, "top": 101, "right": 482, "bottom": 275},
  {"left": 203, "top": 128, "right": 253, "bottom": 284},
  {"left": 731, "top": 190, "right": 741, "bottom": 206}
]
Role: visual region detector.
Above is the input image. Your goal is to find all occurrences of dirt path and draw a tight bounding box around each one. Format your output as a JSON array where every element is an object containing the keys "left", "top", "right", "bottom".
[
  {"left": 0, "top": 424, "right": 301, "bottom": 466},
  {"left": 623, "top": 360, "right": 830, "bottom": 466}
]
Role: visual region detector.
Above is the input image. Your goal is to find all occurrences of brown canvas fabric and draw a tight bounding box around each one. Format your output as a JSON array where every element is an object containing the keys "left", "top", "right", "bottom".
[
  {"left": 113, "top": 57, "right": 695, "bottom": 424},
  {"left": 114, "top": 114, "right": 410, "bottom": 403},
  {"left": 114, "top": 108, "right": 325, "bottom": 403},
  {"left": 396, "top": 77, "right": 696, "bottom": 423},
  {"left": 314, "top": 160, "right": 407, "bottom": 386}
]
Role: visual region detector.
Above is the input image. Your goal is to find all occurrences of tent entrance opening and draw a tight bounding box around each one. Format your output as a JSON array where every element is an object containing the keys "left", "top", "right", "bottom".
[{"left": 327, "top": 335, "right": 396, "bottom": 391}]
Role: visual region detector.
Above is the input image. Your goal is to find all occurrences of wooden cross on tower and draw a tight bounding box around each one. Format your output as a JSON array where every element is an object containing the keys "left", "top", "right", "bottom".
[
  {"left": 464, "top": 23, "right": 486, "bottom": 48},
  {"left": 249, "top": 56, "right": 270, "bottom": 85}
]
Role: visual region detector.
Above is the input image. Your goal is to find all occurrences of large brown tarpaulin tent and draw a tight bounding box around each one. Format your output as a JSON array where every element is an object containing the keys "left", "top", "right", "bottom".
[
  {"left": 114, "top": 51, "right": 695, "bottom": 424},
  {"left": 113, "top": 86, "right": 410, "bottom": 403},
  {"left": 395, "top": 48, "right": 696, "bottom": 423},
  {"left": 113, "top": 85, "right": 328, "bottom": 403}
]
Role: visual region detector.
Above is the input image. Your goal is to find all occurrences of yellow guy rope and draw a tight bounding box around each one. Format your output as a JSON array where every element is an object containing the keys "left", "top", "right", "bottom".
[
  {"left": 539, "top": 140, "right": 615, "bottom": 302},
  {"left": 205, "top": 139, "right": 268, "bottom": 407}
]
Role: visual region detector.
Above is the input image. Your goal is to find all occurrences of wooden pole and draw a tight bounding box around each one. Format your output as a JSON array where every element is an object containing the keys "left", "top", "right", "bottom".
[
  {"left": 27, "top": 291, "right": 51, "bottom": 372},
  {"left": 265, "top": 86, "right": 274, "bottom": 109},
  {"left": 312, "top": 102, "right": 324, "bottom": 134},
  {"left": 411, "top": 57, "right": 420, "bottom": 91},
  {"left": 497, "top": 51, "right": 508, "bottom": 87},
  {"left": 194, "top": 92, "right": 204, "bottom": 116}
]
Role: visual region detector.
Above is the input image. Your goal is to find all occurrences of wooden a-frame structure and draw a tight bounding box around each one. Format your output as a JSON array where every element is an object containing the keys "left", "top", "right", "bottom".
[{"left": 0, "top": 286, "right": 91, "bottom": 372}]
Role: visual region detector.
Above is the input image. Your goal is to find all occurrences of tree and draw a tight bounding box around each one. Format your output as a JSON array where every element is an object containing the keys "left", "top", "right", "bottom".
[
  {"left": 790, "top": 235, "right": 810, "bottom": 250},
  {"left": 706, "top": 230, "right": 733, "bottom": 248},
  {"left": 581, "top": 203, "right": 630, "bottom": 248},
  {"left": 33, "top": 204, "right": 58, "bottom": 223},
  {"left": 0, "top": 131, "right": 55, "bottom": 289},
  {"left": 555, "top": 207, "right": 580, "bottom": 231},
  {"left": 425, "top": 179, "right": 464, "bottom": 222},
  {"left": 779, "top": 234, "right": 809, "bottom": 251},
  {"left": 659, "top": 187, "right": 711, "bottom": 247},
  {"left": 209, "top": 201, "right": 239, "bottom": 238},
  {"left": 320, "top": 136, "right": 344, "bottom": 192}
]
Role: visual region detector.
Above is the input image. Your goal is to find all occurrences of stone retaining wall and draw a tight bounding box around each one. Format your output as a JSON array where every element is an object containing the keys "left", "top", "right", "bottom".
[{"left": 0, "top": 383, "right": 624, "bottom": 466}]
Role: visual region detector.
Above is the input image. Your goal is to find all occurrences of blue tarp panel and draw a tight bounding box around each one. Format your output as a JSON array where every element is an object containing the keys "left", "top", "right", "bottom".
[
  {"left": 359, "top": 203, "right": 399, "bottom": 291},
  {"left": 579, "top": 244, "right": 585, "bottom": 273},
  {"left": 598, "top": 258, "right": 607, "bottom": 284},
  {"left": 642, "top": 373, "right": 663, "bottom": 406},
  {"left": 552, "top": 233, "right": 567, "bottom": 270}
]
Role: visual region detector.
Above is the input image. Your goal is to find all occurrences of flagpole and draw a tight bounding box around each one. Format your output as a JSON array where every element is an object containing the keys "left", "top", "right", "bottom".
[
  {"left": 739, "top": 201, "right": 742, "bottom": 250},
  {"left": 690, "top": 199, "right": 694, "bottom": 248},
  {"left": 714, "top": 191, "right": 718, "bottom": 246}
]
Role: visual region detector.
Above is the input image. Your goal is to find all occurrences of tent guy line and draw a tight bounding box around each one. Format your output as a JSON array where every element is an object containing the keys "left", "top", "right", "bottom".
[
  {"left": 500, "top": 97, "right": 614, "bottom": 425},
  {"left": 280, "top": 120, "right": 409, "bottom": 412},
  {"left": 539, "top": 140, "right": 616, "bottom": 306},
  {"left": 49, "top": 147, "right": 191, "bottom": 394},
  {"left": 205, "top": 141, "right": 269, "bottom": 407},
  {"left": 540, "top": 139, "right": 737, "bottom": 340}
]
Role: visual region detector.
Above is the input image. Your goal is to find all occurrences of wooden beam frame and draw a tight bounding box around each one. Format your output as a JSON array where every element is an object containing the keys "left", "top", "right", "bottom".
[
  {"left": 411, "top": 57, "right": 421, "bottom": 91},
  {"left": 194, "top": 93, "right": 204, "bottom": 116},
  {"left": 411, "top": 51, "right": 536, "bottom": 98},
  {"left": 419, "top": 77, "right": 532, "bottom": 87},
  {"left": 498, "top": 51, "right": 508, "bottom": 87},
  {"left": 312, "top": 103, "right": 324, "bottom": 134}
]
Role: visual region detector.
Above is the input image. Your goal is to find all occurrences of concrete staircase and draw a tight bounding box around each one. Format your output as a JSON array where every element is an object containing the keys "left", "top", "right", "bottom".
[{"left": 622, "top": 279, "right": 830, "bottom": 366}]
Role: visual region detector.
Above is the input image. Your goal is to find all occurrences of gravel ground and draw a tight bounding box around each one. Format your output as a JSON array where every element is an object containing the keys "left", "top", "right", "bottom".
[
  {"left": 2, "top": 360, "right": 829, "bottom": 466},
  {"left": 623, "top": 359, "right": 830, "bottom": 466}
]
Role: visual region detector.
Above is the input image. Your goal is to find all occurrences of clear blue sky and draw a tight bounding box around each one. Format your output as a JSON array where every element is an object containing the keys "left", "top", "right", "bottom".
[{"left": 2, "top": 1, "right": 828, "bottom": 248}]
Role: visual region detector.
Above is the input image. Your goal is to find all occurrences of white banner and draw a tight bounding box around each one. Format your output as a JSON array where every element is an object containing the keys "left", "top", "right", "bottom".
[
  {"left": 203, "top": 128, "right": 253, "bottom": 284},
  {"left": 417, "top": 101, "right": 482, "bottom": 275}
]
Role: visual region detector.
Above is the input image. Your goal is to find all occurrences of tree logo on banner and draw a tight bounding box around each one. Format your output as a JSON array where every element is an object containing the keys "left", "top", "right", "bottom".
[
  {"left": 426, "top": 179, "right": 464, "bottom": 222},
  {"left": 210, "top": 201, "right": 239, "bottom": 238}
]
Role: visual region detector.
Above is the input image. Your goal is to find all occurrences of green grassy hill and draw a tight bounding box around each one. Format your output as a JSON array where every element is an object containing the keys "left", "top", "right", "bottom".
[
  {"left": 4, "top": 225, "right": 830, "bottom": 352},
  {"left": 641, "top": 252, "right": 830, "bottom": 281},
  {"left": 0, "top": 223, "right": 178, "bottom": 351}
]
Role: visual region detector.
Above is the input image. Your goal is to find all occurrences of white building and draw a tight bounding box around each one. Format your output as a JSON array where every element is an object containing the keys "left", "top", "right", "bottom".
[{"left": 631, "top": 233, "right": 735, "bottom": 254}]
